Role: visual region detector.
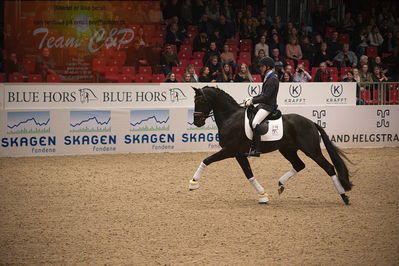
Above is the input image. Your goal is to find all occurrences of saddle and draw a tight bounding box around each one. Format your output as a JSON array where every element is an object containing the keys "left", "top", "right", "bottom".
[{"left": 246, "top": 105, "right": 282, "bottom": 135}]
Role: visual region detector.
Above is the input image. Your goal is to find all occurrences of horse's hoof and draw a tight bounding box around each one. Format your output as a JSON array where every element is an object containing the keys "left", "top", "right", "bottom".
[
  {"left": 278, "top": 185, "right": 285, "bottom": 195},
  {"left": 340, "top": 194, "right": 350, "bottom": 205},
  {"left": 188, "top": 180, "right": 200, "bottom": 191},
  {"left": 258, "top": 193, "right": 269, "bottom": 204}
]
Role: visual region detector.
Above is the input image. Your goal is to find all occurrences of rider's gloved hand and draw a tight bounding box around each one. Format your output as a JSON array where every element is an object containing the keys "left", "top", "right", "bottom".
[{"left": 244, "top": 97, "right": 253, "bottom": 107}]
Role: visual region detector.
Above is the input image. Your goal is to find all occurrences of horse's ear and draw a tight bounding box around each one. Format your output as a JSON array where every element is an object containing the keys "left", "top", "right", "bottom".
[{"left": 192, "top": 86, "right": 199, "bottom": 94}]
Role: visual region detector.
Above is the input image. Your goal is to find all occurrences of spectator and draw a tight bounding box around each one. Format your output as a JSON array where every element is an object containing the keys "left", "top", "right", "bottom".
[
  {"left": 220, "top": 0, "right": 233, "bottom": 20},
  {"left": 371, "top": 66, "right": 389, "bottom": 82},
  {"left": 220, "top": 44, "right": 236, "bottom": 70},
  {"left": 313, "top": 34, "right": 324, "bottom": 52},
  {"left": 283, "top": 64, "right": 293, "bottom": 76},
  {"left": 256, "top": 18, "right": 271, "bottom": 37},
  {"left": 36, "top": 47, "right": 57, "bottom": 80},
  {"left": 252, "top": 49, "right": 266, "bottom": 74},
  {"left": 370, "top": 56, "right": 389, "bottom": 75},
  {"left": 234, "top": 63, "right": 253, "bottom": 82},
  {"left": 207, "top": 56, "right": 221, "bottom": 79},
  {"left": 133, "top": 27, "right": 148, "bottom": 47},
  {"left": 269, "top": 33, "right": 285, "bottom": 56},
  {"left": 342, "top": 70, "right": 356, "bottom": 82},
  {"left": 5, "top": 52, "right": 21, "bottom": 79},
  {"left": 164, "top": 72, "right": 178, "bottom": 82},
  {"left": 281, "top": 72, "right": 293, "bottom": 82},
  {"left": 205, "top": 0, "right": 220, "bottom": 21},
  {"left": 160, "top": 44, "right": 180, "bottom": 75},
  {"left": 254, "top": 35, "right": 269, "bottom": 57},
  {"left": 199, "top": 66, "right": 216, "bottom": 82},
  {"left": 359, "top": 64, "right": 373, "bottom": 82},
  {"left": 272, "top": 16, "right": 284, "bottom": 32},
  {"left": 198, "top": 14, "right": 214, "bottom": 35},
  {"left": 203, "top": 41, "right": 221, "bottom": 65},
  {"left": 193, "top": 31, "right": 209, "bottom": 52},
  {"left": 216, "top": 15, "right": 234, "bottom": 40},
  {"left": 352, "top": 67, "right": 361, "bottom": 82},
  {"left": 180, "top": 0, "right": 193, "bottom": 26},
  {"left": 354, "top": 27, "right": 369, "bottom": 56},
  {"left": 209, "top": 30, "right": 225, "bottom": 51},
  {"left": 185, "top": 64, "right": 199, "bottom": 82},
  {"left": 301, "top": 36, "right": 315, "bottom": 65},
  {"left": 341, "top": 12, "right": 355, "bottom": 33},
  {"left": 270, "top": 48, "right": 286, "bottom": 77},
  {"left": 163, "top": 0, "right": 179, "bottom": 20},
  {"left": 241, "top": 17, "right": 257, "bottom": 40},
  {"left": 292, "top": 62, "right": 312, "bottom": 82},
  {"left": 285, "top": 37, "right": 303, "bottom": 63},
  {"left": 233, "top": 10, "right": 245, "bottom": 35},
  {"left": 217, "top": 63, "right": 234, "bottom": 82},
  {"left": 192, "top": 0, "right": 206, "bottom": 24},
  {"left": 327, "top": 31, "right": 341, "bottom": 57},
  {"left": 298, "top": 23, "right": 311, "bottom": 40},
  {"left": 326, "top": 8, "right": 338, "bottom": 27},
  {"left": 381, "top": 32, "right": 394, "bottom": 53},
  {"left": 311, "top": 5, "right": 327, "bottom": 35},
  {"left": 314, "top": 62, "right": 332, "bottom": 82},
  {"left": 368, "top": 25, "right": 384, "bottom": 48},
  {"left": 126, "top": 41, "right": 149, "bottom": 71},
  {"left": 357, "top": 55, "right": 369, "bottom": 69},
  {"left": 314, "top": 42, "right": 333, "bottom": 67},
  {"left": 334, "top": 43, "right": 358, "bottom": 68},
  {"left": 183, "top": 72, "right": 193, "bottom": 82},
  {"left": 166, "top": 23, "right": 185, "bottom": 51}
]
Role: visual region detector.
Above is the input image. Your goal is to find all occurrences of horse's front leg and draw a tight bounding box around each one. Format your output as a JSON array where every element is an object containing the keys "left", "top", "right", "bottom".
[
  {"left": 188, "top": 148, "right": 234, "bottom": 190},
  {"left": 236, "top": 155, "right": 269, "bottom": 204}
]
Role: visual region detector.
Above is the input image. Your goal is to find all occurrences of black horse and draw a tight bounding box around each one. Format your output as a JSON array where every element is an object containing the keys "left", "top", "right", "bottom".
[{"left": 188, "top": 86, "right": 352, "bottom": 205}]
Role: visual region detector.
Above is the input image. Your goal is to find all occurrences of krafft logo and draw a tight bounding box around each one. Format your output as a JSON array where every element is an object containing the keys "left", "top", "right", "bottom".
[
  {"left": 169, "top": 88, "right": 187, "bottom": 102},
  {"left": 247, "top": 84, "right": 261, "bottom": 97},
  {"left": 312, "top": 110, "right": 326, "bottom": 128},
  {"left": 289, "top": 84, "right": 302, "bottom": 98},
  {"left": 330, "top": 84, "right": 343, "bottom": 97},
  {"left": 377, "top": 109, "right": 390, "bottom": 128}
]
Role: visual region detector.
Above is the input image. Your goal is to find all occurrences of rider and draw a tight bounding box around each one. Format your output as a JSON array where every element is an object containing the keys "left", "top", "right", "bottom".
[{"left": 244, "top": 56, "right": 279, "bottom": 157}]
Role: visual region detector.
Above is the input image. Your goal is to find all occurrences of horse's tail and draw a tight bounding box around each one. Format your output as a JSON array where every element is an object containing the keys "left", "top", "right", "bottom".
[{"left": 315, "top": 123, "right": 353, "bottom": 191}]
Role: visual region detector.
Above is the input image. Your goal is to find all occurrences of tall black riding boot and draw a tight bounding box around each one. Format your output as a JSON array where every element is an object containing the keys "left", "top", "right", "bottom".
[{"left": 246, "top": 131, "right": 261, "bottom": 157}]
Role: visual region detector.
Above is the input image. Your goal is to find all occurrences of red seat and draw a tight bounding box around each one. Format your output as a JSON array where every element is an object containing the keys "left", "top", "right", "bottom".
[
  {"left": 241, "top": 39, "right": 252, "bottom": 46},
  {"left": 135, "top": 73, "right": 151, "bottom": 83},
  {"left": 381, "top": 53, "right": 392, "bottom": 58},
  {"left": 117, "top": 74, "right": 134, "bottom": 83},
  {"left": 285, "top": 59, "right": 295, "bottom": 69},
  {"left": 121, "top": 66, "right": 135, "bottom": 77},
  {"left": 240, "top": 45, "right": 252, "bottom": 52},
  {"left": 360, "top": 90, "right": 378, "bottom": 105},
  {"left": 105, "top": 66, "right": 120, "bottom": 81},
  {"left": 252, "top": 74, "right": 262, "bottom": 82},
  {"left": 192, "top": 51, "right": 205, "bottom": 60},
  {"left": 328, "top": 67, "right": 338, "bottom": 77},
  {"left": 172, "top": 66, "right": 185, "bottom": 75},
  {"left": 152, "top": 74, "right": 165, "bottom": 83},
  {"left": 180, "top": 45, "right": 192, "bottom": 54},
  {"left": 9, "top": 73, "right": 24, "bottom": 82},
  {"left": 178, "top": 51, "right": 191, "bottom": 61},
  {"left": 47, "top": 74, "right": 61, "bottom": 82},
  {"left": 28, "top": 74, "right": 42, "bottom": 82},
  {"left": 108, "top": 58, "right": 122, "bottom": 67},
  {"left": 187, "top": 25, "right": 198, "bottom": 33},
  {"left": 340, "top": 67, "right": 352, "bottom": 78},
  {"left": 92, "top": 58, "right": 107, "bottom": 73},
  {"left": 386, "top": 89, "right": 399, "bottom": 104},
  {"left": 22, "top": 57, "right": 36, "bottom": 74},
  {"left": 138, "top": 66, "right": 152, "bottom": 74},
  {"left": 331, "top": 72, "right": 339, "bottom": 82},
  {"left": 0, "top": 73, "right": 5, "bottom": 82},
  {"left": 113, "top": 51, "right": 127, "bottom": 66},
  {"left": 325, "top": 27, "right": 336, "bottom": 39},
  {"left": 189, "top": 59, "right": 203, "bottom": 68},
  {"left": 237, "top": 58, "right": 251, "bottom": 67},
  {"left": 366, "top": 46, "right": 378, "bottom": 58},
  {"left": 297, "top": 59, "right": 310, "bottom": 70},
  {"left": 179, "top": 59, "right": 189, "bottom": 68},
  {"left": 239, "top": 52, "right": 251, "bottom": 60},
  {"left": 338, "top": 33, "right": 350, "bottom": 44}
]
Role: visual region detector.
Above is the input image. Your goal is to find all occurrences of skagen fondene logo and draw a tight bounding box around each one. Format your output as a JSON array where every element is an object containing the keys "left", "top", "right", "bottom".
[
  {"left": 377, "top": 109, "right": 390, "bottom": 128},
  {"left": 289, "top": 84, "right": 302, "bottom": 98},
  {"left": 247, "top": 84, "right": 261, "bottom": 97},
  {"left": 330, "top": 84, "right": 343, "bottom": 97}
]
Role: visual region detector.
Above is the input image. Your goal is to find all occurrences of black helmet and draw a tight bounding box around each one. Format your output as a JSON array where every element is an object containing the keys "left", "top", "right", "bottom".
[{"left": 258, "top": 56, "right": 275, "bottom": 68}]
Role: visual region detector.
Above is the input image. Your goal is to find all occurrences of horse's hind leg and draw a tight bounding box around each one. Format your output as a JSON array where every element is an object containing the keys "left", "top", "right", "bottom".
[
  {"left": 189, "top": 148, "right": 234, "bottom": 190},
  {"left": 278, "top": 149, "right": 306, "bottom": 194},
  {"left": 236, "top": 155, "right": 269, "bottom": 204}
]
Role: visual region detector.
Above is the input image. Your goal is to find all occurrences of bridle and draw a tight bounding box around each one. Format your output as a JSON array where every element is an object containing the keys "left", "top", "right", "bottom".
[{"left": 194, "top": 89, "right": 213, "bottom": 122}]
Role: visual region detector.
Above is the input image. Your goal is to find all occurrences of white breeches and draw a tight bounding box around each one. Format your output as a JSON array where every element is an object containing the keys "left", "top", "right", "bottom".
[{"left": 252, "top": 109, "right": 270, "bottom": 128}]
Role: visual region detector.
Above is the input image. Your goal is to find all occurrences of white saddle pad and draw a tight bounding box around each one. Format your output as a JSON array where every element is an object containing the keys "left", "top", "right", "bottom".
[{"left": 244, "top": 109, "right": 283, "bottom": 141}]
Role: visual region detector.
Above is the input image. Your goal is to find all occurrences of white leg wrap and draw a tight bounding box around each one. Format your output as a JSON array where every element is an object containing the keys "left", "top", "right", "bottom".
[
  {"left": 331, "top": 175, "right": 345, "bottom": 194},
  {"left": 248, "top": 177, "right": 265, "bottom": 195},
  {"left": 279, "top": 169, "right": 297, "bottom": 186},
  {"left": 193, "top": 162, "right": 207, "bottom": 181}
]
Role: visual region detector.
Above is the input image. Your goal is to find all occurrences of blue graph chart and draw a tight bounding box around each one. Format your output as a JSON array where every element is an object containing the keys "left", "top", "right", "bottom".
[
  {"left": 187, "top": 109, "right": 217, "bottom": 130},
  {"left": 7, "top": 111, "right": 50, "bottom": 134},
  {"left": 130, "top": 110, "right": 170, "bottom": 131},
  {"left": 70, "top": 111, "right": 111, "bottom": 133}
]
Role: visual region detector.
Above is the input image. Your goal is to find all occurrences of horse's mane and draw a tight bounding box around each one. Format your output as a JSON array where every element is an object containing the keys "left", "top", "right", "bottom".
[{"left": 202, "top": 86, "right": 240, "bottom": 108}]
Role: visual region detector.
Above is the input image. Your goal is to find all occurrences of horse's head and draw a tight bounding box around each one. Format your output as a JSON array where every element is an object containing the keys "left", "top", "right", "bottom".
[{"left": 192, "top": 87, "right": 212, "bottom": 127}]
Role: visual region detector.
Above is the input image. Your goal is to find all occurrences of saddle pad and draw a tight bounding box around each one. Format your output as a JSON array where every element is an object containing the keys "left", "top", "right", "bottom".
[{"left": 245, "top": 109, "right": 283, "bottom": 141}]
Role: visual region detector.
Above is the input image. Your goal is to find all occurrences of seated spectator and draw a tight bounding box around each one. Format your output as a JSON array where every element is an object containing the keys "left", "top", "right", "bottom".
[
  {"left": 217, "top": 63, "right": 234, "bottom": 82},
  {"left": 166, "top": 23, "right": 186, "bottom": 51},
  {"left": 314, "top": 62, "right": 332, "bottom": 82},
  {"left": 252, "top": 49, "right": 266, "bottom": 74},
  {"left": 160, "top": 44, "right": 180, "bottom": 75},
  {"left": 281, "top": 72, "right": 293, "bottom": 82},
  {"left": 205, "top": 0, "right": 220, "bottom": 21},
  {"left": 368, "top": 25, "right": 384, "bottom": 48},
  {"left": 282, "top": 64, "right": 293, "bottom": 76},
  {"left": 206, "top": 56, "right": 221, "bottom": 80},
  {"left": 256, "top": 18, "right": 271, "bottom": 37},
  {"left": 203, "top": 41, "right": 221, "bottom": 65},
  {"left": 233, "top": 10, "right": 245, "bottom": 34},
  {"left": 36, "top": 47, "right": 57, "bottom": 80},
  {"left": 5, "top": 52, "right": 21, "bottom": 79},
  {"left": 180, "top": 0, "right": 193, "bottom": 26},
  {"left": 354, "top": 27, "right": 369, "bottom": 57},
  {"left": 357, "top": 55, "right": 369, "bottom": 69},
  {"left": 285, "top": 37, "right": 303, "bottom": 63},
  {"left": 126, "top": 41, "right": 149, "bottom": 71},
  {"left": 334, "top": 43, "right": 358, "bottom": 68},
  {"left": 193, "top": 31, "right": 210, "bottom": 53},
  {"left": 270, "top": 48, "right": 286, "bottom": 78},
  {"left": 382, "top": 32, "right": 395, "bottom": 53},
  {"left": 342, "top": 70, "right": 356, "bottom": 82},
  {"left": 185, "top": 64, "right": 198, "bottom": 82},
  {"left": 209, "top": 30, "right": 225, "bottom": 51},
  {"left": 164, "top": 72, "right": 178, "bottom": 82},
  {"left": 352, "top": 67, "right": 361, "bottom": 82},
  {"left": 254, "top": 35, "right": 269, "bottom": 57},
  {"left": 327, "top": 31, "right": 341, "bottom": 57},
  {"left": 216, "top": 15, "right": 234, "bottom": 40},
  {"left": 292, "top": 62, "right": 311, "bottom": 82},
  {"left": 359, "top": 64, "right": 372, "bottom": 82},
  {"left": 198, "top": 14, "right": 214, "bottom": 35},
  {"left": 234, "top": 63, "right": 253, "bottom": 82},
  {"left": 220, "top": 44, "right": 236, "bottom": 71},
  {"left": 241, "top": 17, "right": 257, "bottom": 40},
  {"left": 370, "top": 56, "right": 389, "bottom": 75},
  {"left": 269, "top": 33, "right": 285, "bottom": 56},
  {"left": 300, "top": 36, "right": 315, "bottom": 65},
  {"left": 341, "top": 12, "right": 355, "bottom": 33},
  {"left": 133, "top": 27, "right": 148, "bottom": 47},
  {"left": 272, "top": 15, "right": 283, "bottom": 32},
  {"left": 313, "top": 34, "right": 324, "bottom": 52},
  {"left": 198, "top": 66, "right": 216, "bottom": 82},
  {"left": 183, "top": 72, "right": 193, "bottom": 82},
  {"left": 314, "top": 42, "right": 333, "bottom": 67},
  {"left": 371, "top": 66, "right": 389, "bottom": 82}
]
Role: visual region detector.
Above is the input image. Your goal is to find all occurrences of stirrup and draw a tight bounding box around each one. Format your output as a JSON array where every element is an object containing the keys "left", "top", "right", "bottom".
[{"left": 244, "top": 148, "right": 261, "bottom": 157}]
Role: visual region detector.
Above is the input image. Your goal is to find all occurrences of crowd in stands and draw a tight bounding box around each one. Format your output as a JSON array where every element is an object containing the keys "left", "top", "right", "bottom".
[{"left": 1, "top": 0, "right": 398, "bottom": 87}]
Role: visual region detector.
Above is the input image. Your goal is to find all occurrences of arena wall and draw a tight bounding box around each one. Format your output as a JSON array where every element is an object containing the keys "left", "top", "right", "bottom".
[{"left": 0, "top": 83, "right": 398, "bottom": 157}]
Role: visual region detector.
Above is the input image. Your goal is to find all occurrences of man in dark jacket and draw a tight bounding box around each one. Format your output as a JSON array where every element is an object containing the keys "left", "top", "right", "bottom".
[{"left": 244, "top": 56, "right": 279, "bottom": 157}]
